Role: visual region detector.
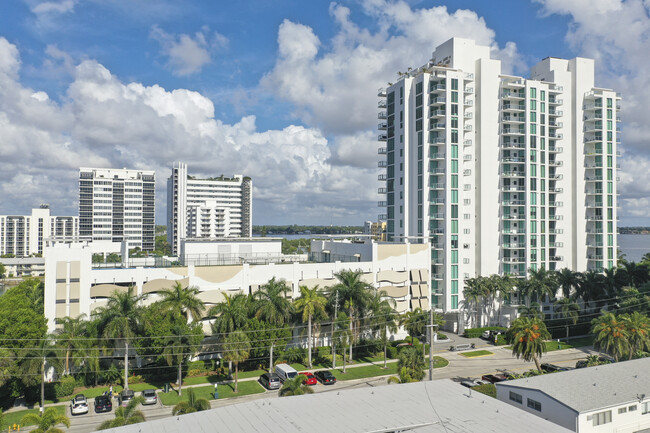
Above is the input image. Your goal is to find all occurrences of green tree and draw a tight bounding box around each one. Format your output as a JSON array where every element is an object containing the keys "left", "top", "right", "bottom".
[
  {"left": 279, "top": 374, "right": 314, "bottom": 397},
  {"left": 367, "top": 291, "right": 398, "bottom": 368},
  {"left": 509, "top": 316, "right": 551, "bottom": 373},
  {"left": 221, "top": 330, "right": 251, "bottom": 393},
  {"left": 97, "top": 396, "right": 145, "bottom": 430},
  {"left": 554, "top": 298, "right": 580, "bottom": 341},
  {"left": 555, "top": 268, "right": 579, "bottom": 299},
  {"left": 208, "top": 293, "right": 251, "bottom": 335},
  {"left": 527, "top": 268, "right": 558, "bottom": 305},
  {"left": 463, "top": 277, "right": 485, "bottom": 327},
  {"left": 93, "top": 286, "right": 145, "bottom": 390},
  {"left": 19, "top": 334, "right": 61, "bottom": 411},
  {"left": 331, "top": 270, "right": 373, "bottom": 362},
  {"left": 254, "top": 278, "right": 293, "bottom": 326},
  {"left": 171, "top": 388, "right": 210, "bottom": 415},
  {"left": 157, "top": 282, "right": 205, "bottom": 322},
  {"left": 401, "top": 308, "right": 426, "bottom": 344},
  {"left": 621, "top": 311, "right": 650, "bottom": 360},
  {"left": 294, "top": 285, "right": 328, "bottom": 368},
  {"left": 163, "top": 324, "right": 203, "bottom": 397},
  {"left": 517, "top": 302, "right": 543, "bottom": 319},
  {"left": 0, "top": 263, "right": 5, "bottom": 278},
  {"left": 333, "top": 312, "right": 351, "bottom": 372},
  {"left": 591, "top": 312, "right": 629, "bottom": 362},
  {"left": 54, "top": 315, "right": 87, "bottom": 375},
  {"left": 19, "top": 407, "right": 70, "bottom": 433},
  {"left": 387, "top": 346, "right": 425, "bottom": 383}
]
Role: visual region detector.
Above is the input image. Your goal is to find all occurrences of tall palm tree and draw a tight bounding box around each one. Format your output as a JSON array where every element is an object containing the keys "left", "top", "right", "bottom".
[
  {"left": 279, "top": 375, "right": 315, "bottom": 397},
  {"left": 401, "top": 308, "right": 426, "bottom": 344},
  {"left": 294, "top": 285, "right": 328, "bottom": 368},
  {"left": 157, "top": 282, "right": 205, "bottom": 322},
  {"left": 463, "top": 277, "right": 484, "bottom": 327},
  {"left": 624, "top": 262, "right": 650, "bottom": 288},
  {"left": 555, "top": 268, "right": 579, "bottom": 299},
  {"left": 254, "top": 277, "right": 293, "bottom": 326},
  {"left": 163, "top": 324, "right": 202, "bottom": 397},
  {"left": 208, "top": 292, "right": 250, "bottom": 335},
  {"left": 55, "top": 315, "right": 87, "bottom": 375},
  {"left": 172, "top": 388, "right": 210, "bottom": 415},
  {"left": 591, "top": 312, "right": 629, "bottom": 362},
  {"left": 517, "top": 302, "right": 543, "bottom": 320},
  {"left": 509, "top": 316, "right": 551, "bottom": 373},
  {"left": 93, "top": 286, "right": 145, "bottom": 390},
  {"left": 527, "top": 268, "right": 557, "bottom": 304},
  {"left": 388, "top": 346, "right": 425, "bottom": 383},
  {"left": 97, "top": 396, "right": 145, "bottom": 430},
  {"left": 331, "top": 270, "right": 373, "bottom": 362},
  {"left": 621, "top": 311, "right": 650, "bottom": 360},
  {"left": 221, "top": 330, "right": 251, "bottom": 393},
  {"left": 19, "top": 334, "right": 61, "bottom": 412},
  {"left": 20, "top": 407, "right": 70, "bottom": 433},
  {"left": 367, "top": 291, "right": 398, "bottom": 368},
  {"left": 554, "top": 298, "right": 580, "bottom": 341},
  {"left": 495, "top": 274, "right": 515, "bottom": 326},
  {"left": 333, "top": 312, "right": 351, "bottom": 372},
  {"left": 576, "top": 271, "right": 605, "bottom": 312}
]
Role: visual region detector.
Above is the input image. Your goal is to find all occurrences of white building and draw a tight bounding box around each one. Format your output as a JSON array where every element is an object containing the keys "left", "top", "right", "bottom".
[
  {"left": 43, "top": 239, "right": 429, "bottom": 331},
  {"left": 378, "top": 37, "right": 619, "bottom": 328},
  {"left": 0, "top": 205, "right": 78, "bottom": 257},
  {"left": 167, "top": 162, "right": 252, "bottom": 256},
  {"left": 496, "top": 358, "right": 650, "bottom": 432},
  {"left": 79, "top": 167, "right": 156, "bottom": 251}
]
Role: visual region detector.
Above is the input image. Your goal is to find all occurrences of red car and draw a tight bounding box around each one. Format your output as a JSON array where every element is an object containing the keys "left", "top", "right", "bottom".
[{"left": 299, "top": 372, "right": 317, "bottom": 385}]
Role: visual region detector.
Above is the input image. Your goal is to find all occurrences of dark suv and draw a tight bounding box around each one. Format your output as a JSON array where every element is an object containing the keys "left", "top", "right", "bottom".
[
  {"left": 259, "top": 373, "right": 281, "bottom": 390},
  {"left": 541, "top": 363, "right": 570, "bottom": 373},
  {"left": 94, "top": 395, "right": 112, "bottom": 413}
]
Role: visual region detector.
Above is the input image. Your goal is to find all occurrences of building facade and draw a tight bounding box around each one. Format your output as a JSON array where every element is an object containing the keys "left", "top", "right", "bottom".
[
  {"left": 364, "top": 220, "right": 387, "bottom": 241},
  {"left": 0, "top": 206, "right": 78, "bottom": 257},
  {"left": 378, "top": 38, "right": 619, "bottom": 327},
  {"left": 167, "top": 162, "right": 252, "bottom": 256},
  {"left": 79, "top": 168, "right": 156, "bottom": 251}
]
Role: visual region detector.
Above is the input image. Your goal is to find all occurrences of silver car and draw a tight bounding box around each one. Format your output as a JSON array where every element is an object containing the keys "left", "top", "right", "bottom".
[{"left": 141, "top": 389, "right": 157, "bottom": 405}]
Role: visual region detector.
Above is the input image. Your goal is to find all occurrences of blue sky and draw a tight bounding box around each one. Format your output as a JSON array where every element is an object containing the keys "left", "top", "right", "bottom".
[{"left": 0, "top": 0, "right": 649, "bottom": 226}]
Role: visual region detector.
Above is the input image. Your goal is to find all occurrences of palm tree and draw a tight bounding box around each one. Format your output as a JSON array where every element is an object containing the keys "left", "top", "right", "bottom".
[
  {"left": 463, "top": 277, "right": 484, "bottom": 327},
  {"left": 19, "top": 334, "right": 61, "bottom": 412},
  {"left": 509, "top": 316, "right": 551, "bottom": 373},
  {"left": 294, "top": 285, "right": 328, "bottom": 368},
  {"left": 401, "top": 308, "right": 426, "bottom": 344},
  {"left": 576, "top": 271, "right": 605, "bottom": 312},
  {"left": 254, "top": 277, "right": 293, "bottom": 326},
  {"left": 591, "top": 312, "right": 629, "bottom": 362},
  {"left": 555, "top": 268, "right": 579, "bottom": 299},
  {"left": 554, "top": 298, "right": 580, "bottom": 341},
  {"left": 527, "top": 268, "right": 557, "bottom": 304},
  {"left": 279, "top": 374, "right": 315, "bottom": 397},
  {"left": 517, "top": 302, "right": 543, "bottom": 319},
  {"left": 163, "top": 324, "right": 202, "bottom": 397},
  {"left": 331, "top": 270, "right": 373, "bottom": 362},
  {"left": 55, "top": 315, "right": 87, "bottom": 375},
  {"left": 221, "top": 330, "right": 251, "bottom": 393},
  {"left": 97, "top": 396, "right": 145, "bottom": 430},
  {"left": 208, "top": 292, "right": 250, "bottom": 335},
  {"left": 387, "top": 346, "right": 425, "bottom": 383},
  {"left": 19, "top": 407, "right": 70, "bottom": 433},
  {"left": 367, "top": 291, "right": 398, "bottom": 368},
  {"left": 93, "top": 286, "right": 145, "bottom": 390},
  {"left": 172, "top": 388, "right": 210, "bottom": 415},
  {"left": 333, "top": 312, "right": 351, "bottom": 372},
  {"left": 157, "top": 282, "right": 205, "bottom": 322},
  {"left": 621, "top": 311, "right": 650, "bottom": 360}
]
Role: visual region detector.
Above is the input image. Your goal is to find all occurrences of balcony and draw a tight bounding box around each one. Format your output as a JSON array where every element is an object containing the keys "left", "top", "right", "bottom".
[
  {"left": 463, "top": 154, "right": 472, "bottom": 161},
  {"left": 503, "top": 90, "right": 525, "bottom": 99},
  {"left": 464, "top": 125, "right": 473, "bottom": 132},
  {"left": 464, "top": 72, "right": 475, "bottom": 80},
  {"left": 378, "top": 160, "right": 387, "bottom": 168},
  {"left": 550, "top": 215, "right": 564, "bottom": 220},
  {"left": 503, "top": 199, "right": 525, "bottom": 205},
  {"left": 431, "top": 109, "right": 446, "bottom": 117},
  {"left": 503, "top": 214, "right": 525, "bottom": 221},
  {"left": 432, "top": 257, "right": 444, "bottom": 265},
  {"left": 503, "top": 115, "right": 525, "bottom": 123},
  {"left": 378, "top": 174, "right": 387, "bottom": 181},
  {"left": 502, "top": 103, "right": 525, "bottom": 111},
  {"left": 586, "top": 201, "right": 603, "bottom": 208},
  {"left": 378, "top": 147, "right": 387, "bottom": 155},
  {"left": 430, "top": 197, "right": 445, "bottom": 204},
  {"left": 378, "top": 100, "right": 387, "bottom": 108},
  {"left": 378, "top": 134, "right": 388, "bottom": 141},
  {"left": 503, "top": 242, "right": 526, "bottom": 248},
  {"left": 549, "top": 132, "right": 563, "bottom": 139},
  {"left": 464, "top": 99, "right": 473, "bottom": 106},
  {"left": 502, "top": 79, "right": 525, "bottom": 88},
  {"left": 378, "top": 187, "right": 387, "bottom": 194},
  {"left": 430, "top": 167, "right": 445, "bottom": 174},
  {"left": 432, "top": 122, "right": 447, "bottom": 130},
  {"left": 586, "top": 175, "right": 604, "bottom": 181},
  {"left": 588, "top": 255, "right": 604, "bottom": 261},
  {"left": 431, "top": 153, "right": 445, "bottom": 160},
  {"left": 549, "top": 229, "right": 564, "bottom": 234},
  {"left": 552, "top": 187, "right": 563, "bottom": 193},
  {"left": 502, "top": 127, "right": 525, "bottom": 135},
  {"left": 550, "top": 256, "right": 564, "bottom": 261},
  {"left": 503, "top": 157, "right": 525, "bottom": 163},
  {"left": 549, "top": 98, "right": 563, "bottom": 105},
  {"left": 587, "top": 241, "right": 604, "bottom": 247},
  {"left": 586, "top": 189, "right": 604, "bottom": 195},
  {"left": 587, "top": 228, "right": 604, "bottom": 234},
  {"left": 549, "top": 84, "right": 563, "bottom": 93},
  {"left": 502, "top": 185, "right": 525, "bottom": 192},
  {"left": 431, "top": 228, "right": 445, "bottom": 234},
  {"left": 378, "top": 201, "right": 387, "bottom": 207},
  {"left": 430, "top": 213, "right": 444, "bottom": 219},
  {"left": 430, "top": 83, "right": 446, "bottom": 93},
  {"left": 430, "top": 97, "right": 446, "bottom": 106},
  {"left": 432, "top": 273, "right": 444, "bottom": 280},
  {"left": 502, "top": 170, "right": 525, "bottom": 177},
  {"left": 548, "top": 160, "right": 563, "bottom": 167},
  {"left": 503, "top": 257, "right": 525, "bottom": 263},
  {"left": 548, "top": 120, "right": 563, "bottom": 128},
  {"left": 378, "top": 214, "right": 387, "bottom": 221},
  {"left": 464, "top": 112, "right": 473, "bottom": 119},
  {"left": 549, "top": 201, "right": 563, "bottom": 207},
  {"left": 502, "top": 142, "right": 525, "bottom": 149},
  {"left": 586, "top": 214, "right": 603, "bottom": 221},
  {"left": 464, "top": 87, "right": 474, "bottom": 94},
  {"left": 378, "top": 111, "right": 387, "bottom": 119},
  {"left": 431, "top": 183, "right": 445, "bottom": 189},
  {"left": 503, "top": 228, "right": 526, "bottom": 234},
  {"left": 549, "top": 109, "right": 563, "bottom": 116},
  {"left": 430, "top": 137, "right": 446, "bottom": 144},
  {"left": 549, "top": 146, "right": 563, "bottom": 153},
  {"left": 551, "top": 174, "right": 564, "bottom": 180},
  {"left": 378, "top": 122, "right": 388, "bottom": 130},
  {"left": 463, "top": 139, "right": 472, "bottom": 146}
]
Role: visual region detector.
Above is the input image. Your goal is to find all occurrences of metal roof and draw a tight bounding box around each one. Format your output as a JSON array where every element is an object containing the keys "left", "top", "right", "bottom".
[
  {"left": 102, "top": 379, "right": 569, "bottom": 433},
  {"left": 496, "top": 357, "right": 650, "bottom": 413}
]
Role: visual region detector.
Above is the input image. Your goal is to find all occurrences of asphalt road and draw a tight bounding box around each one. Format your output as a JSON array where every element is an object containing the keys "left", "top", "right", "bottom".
[{"left": 56, "top": 344, "right": 598, "bottom": 433}]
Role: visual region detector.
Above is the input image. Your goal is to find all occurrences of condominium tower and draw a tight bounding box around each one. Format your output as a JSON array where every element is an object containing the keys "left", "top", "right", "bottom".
[
  {"left": 377, "top": 38, "right": 619, "bottom": 322},
  {"left": 79, "top": 167, "right": 156, "bottom": 250},
  {"left": 0, "top": 205, "right": 78, "bottom": 256},
  {"left": 167, "top": 162, "right": 253, "bottom": 256}
]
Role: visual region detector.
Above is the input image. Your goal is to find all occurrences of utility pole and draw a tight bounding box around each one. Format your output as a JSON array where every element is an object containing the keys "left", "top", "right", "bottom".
[
  {"left": 428, "top": 304, "right": 437, "bottom": 381},
  {"left": 332, "top": 291, "right": 339, "bottom": 369}
]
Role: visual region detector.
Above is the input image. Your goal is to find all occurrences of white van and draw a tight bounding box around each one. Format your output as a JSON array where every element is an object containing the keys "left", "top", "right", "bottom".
[{"left": 274, "top": 363, "right": 298, "bottom": 382}]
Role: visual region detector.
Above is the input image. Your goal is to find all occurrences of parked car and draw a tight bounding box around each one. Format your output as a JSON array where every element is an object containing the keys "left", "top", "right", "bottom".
[
  {"left": 540, "top": 363, "right": 571, "bottom": 373},
  {"left": 460, "top": 379, "right": 489, "bottom": 388},
  {"left": 575, "top": 360, "right": 589, "bottom": 369},
  {"left": 500, "top": 370, "right": 518, "bottom": 380},
  {"left": 259, "top": 373, "right": 282, "bottom": 390},
  {"left": 71, "top": 394, "right": 89, "bottom": 415},
  {"left": 299, "top": 372, "right": 317, "bottom": 386},
  {"left": 141, "top": 389, "right": 157, "bottom": 405},
  {"left": 314, "top": 370, "right": 337, "bottom": 385},
  {"left": 481, "top": 374, "right": 506, "bottom": 384},
  {"left": 94, "top": 395, "right": 112, "bottom": 413},
  {"left": 481, "top": 330, "right": 502, "bottom": 340},
  {"left": 118, "top": 389, "right": 135, "bottom": 407},
  {"left": 275, "top": 363, "right": 298, "bottom": 382}
]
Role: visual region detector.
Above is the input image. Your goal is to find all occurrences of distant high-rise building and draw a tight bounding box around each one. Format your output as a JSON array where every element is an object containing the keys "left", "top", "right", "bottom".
[
  {"left": 378, "top": 38, "right": 619, "bottom": 324},
  {"left": 0, "top": 205, "right": 78, "bottom": 257},
  {"left": 364, "top": 220, "right": 387, "bottom": 241},
  {"left": 79, "top": 167, "right": 155, "bottom": 250},
  {"left": 167, "top": 162, "right": 252, "bottom": 256}
]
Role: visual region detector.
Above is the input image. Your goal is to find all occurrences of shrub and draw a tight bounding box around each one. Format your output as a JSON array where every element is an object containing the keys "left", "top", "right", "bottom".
[
  {"left": 54, "top": 375, "right": 76, "bottom": 398},
  {"left": 280, "top": 347, "right": 307, "bottom": 365},
  {"left": 354, "top": 338, "right": 383, "bottom": 357},
  {"left": 495, "top": 334, "right": 508, "bottom": 346},
  {"left": 129, "top": 374, "right": 145, "bottom": 384},
  {"left": 463, "top": 327, "right": 507, "bottom": 339},
  {"left": 387, "top": 345, "right": 398, "bottom": 359},
  {"left": 187, "top": 369, "right": 204, "bottom": 377},
  {"left": 187, "top": 360, "right": 206, "bottom": 373}
]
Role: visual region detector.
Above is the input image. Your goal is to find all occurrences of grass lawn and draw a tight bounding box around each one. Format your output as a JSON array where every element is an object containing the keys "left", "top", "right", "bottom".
[
  {"left": 158, "top": 381, "right": 264, "bottom": 406},
  {"left": 3, "top": 405, "right": 67, "bottom": 428},
  {"left": 460, "top": 350, "right": 494, "bottom": 358},
  {"left": 472, "top": 383, "right": 496, "bottom": 398},
  {"left": 504, "top": 341, "right": 577, "bottom": 353},
  {"left": 331, "top": 356, "right": 448, "bottom": 381},
  {"left": 44, "top": 382, "right": 160, "bottom": 404},
  {"left": 566, "top": 336, "right": 594, "bottom": 347}
]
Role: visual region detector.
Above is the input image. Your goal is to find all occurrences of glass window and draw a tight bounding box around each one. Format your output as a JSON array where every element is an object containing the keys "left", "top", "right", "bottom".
[
  {"left": 451, "top": 265, "right": 458, "bottom": 278},
  {"left": 540, "top": 90, "right": 545, "bottom": 101},
  {"left": 451, "top": 190, "right": 458, "bottom": 204},
  {"left": 530, "top": 112, "right": 537, "bottom": 123},
  {"left": 451, "top": 160, "right": 458, "bottom": 173},
  {"left": 451, "top": 79, "right": 458, "bottom": 90},
  {"left": 451, "top": 280, "right": 458, "bottom": 294},
  {"left": 531, "top": 124, "right": 537, "bottom": 135},
  {"left": 451, "top": 104, "right": 458, "bottom": 115},
  {"left": 451, "top": 117, "right": 458, "bottom": 128},
  {"left": 592, "top": 410, "right": 612, "bottom": 426},
  {"left": 451, "top": 295, "right": 458, "bottom": 309},
  {"left": 530, "top": 88, "right": 537, "bottom": 98},
  {"left": 451, "top": 220, "right": 458, "bottom": 233},
  {"left": 509, "top": 392, "right": 523, "bottom": 404},
  {"left": 451, "top": 145, "right": 458, "bottom": 158},
  {"left": 540, "top": 102, "right": 545, "bottom": 113},
  {"left": 530, "top": 100, "right": 537, "bottom": 111},
  {"left": 451, "top": 130, "right": 458, "bottom": 144},
  {"left": 527, "top": 398, "right": 542, "bottom": 412},
  {"left": 451, "top": 175, "right": 458, "bottom": 188},
  {"left": 451, "top": 250, "right": 458, "bottom": 264},
  {"left": 451, "top": 92, "right": 458, "bottom": 103}
]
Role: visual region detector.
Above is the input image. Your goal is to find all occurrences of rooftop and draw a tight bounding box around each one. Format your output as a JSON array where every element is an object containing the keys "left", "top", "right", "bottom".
[
  {"left": 496, "top": 357, "right": 650, "bottom": 413},
  {"left": 101, "top": 379, "right": 569, "bottom": 433}
]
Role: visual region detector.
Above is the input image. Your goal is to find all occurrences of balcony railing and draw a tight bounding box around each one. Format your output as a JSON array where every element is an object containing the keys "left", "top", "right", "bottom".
[{"left": 378, "top": 134, "right": 388, "bottom": 141}]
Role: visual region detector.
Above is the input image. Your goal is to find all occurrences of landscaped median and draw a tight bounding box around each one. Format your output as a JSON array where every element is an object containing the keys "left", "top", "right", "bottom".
[
  {"left": 459, "top": 350, "right": 494, "bottom": 358},
  {"left": 3, "top": 405, "right": 67, "bottom": 428},
  {"left": 158, "top": 381, "right": 265, "bottom": 406}
]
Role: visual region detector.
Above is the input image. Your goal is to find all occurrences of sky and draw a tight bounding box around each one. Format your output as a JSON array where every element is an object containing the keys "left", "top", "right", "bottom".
[{"left": 0, "top": 0, "right": 649, "bottom": 226}]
